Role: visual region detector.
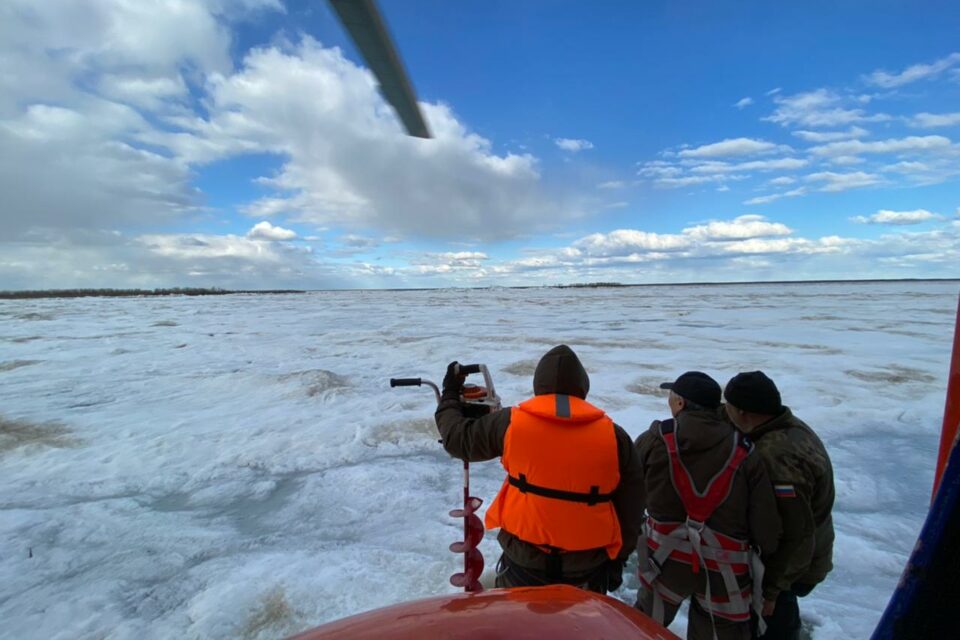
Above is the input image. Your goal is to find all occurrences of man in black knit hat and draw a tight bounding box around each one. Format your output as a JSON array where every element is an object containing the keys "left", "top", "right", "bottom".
[{"left": 723, "top": 372, "right": 835, "bottom": 640}]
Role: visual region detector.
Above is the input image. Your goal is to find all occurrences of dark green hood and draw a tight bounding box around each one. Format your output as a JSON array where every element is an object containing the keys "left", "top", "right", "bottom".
[{"left": 533, "top": 345, "right": 590, "bottom": 399}]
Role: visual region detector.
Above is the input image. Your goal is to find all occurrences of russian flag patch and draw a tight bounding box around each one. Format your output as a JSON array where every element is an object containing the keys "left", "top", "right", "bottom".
[{"left": 774, "top": 484, "right": 797, "bottom": 498}]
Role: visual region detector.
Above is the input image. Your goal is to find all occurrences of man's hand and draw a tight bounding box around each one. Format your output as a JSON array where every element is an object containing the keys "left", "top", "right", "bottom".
[
  {"left": 441, "top": 361, "right": 465, "bottom": 401},
  {"left": 762, "top": 598, "right": 777, "bottom": 617}
]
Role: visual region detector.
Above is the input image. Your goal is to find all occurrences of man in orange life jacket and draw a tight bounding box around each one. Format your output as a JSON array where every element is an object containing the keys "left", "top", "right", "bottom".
[
  {"left": 434, "top": 345, "right": 643, "bottom": 592},
  {"left": 635, "top": 371, "right": 781, "bottom": 640}
]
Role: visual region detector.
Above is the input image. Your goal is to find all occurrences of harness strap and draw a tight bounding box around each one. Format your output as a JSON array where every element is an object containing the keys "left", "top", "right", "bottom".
[
  {"left": 687, "top": 523, "right": 719, "bottom": 640},
  {"left": 658, "top": 418, "right": 753, "bottom": 523},
  {"left": 508, "top": 473, "right": 613, "bottom": 506},
  {"left": 750, "top": 549, "right": 768, "bottom": 635}
]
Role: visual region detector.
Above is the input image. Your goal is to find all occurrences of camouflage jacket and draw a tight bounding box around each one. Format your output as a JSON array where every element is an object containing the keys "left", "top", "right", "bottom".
[{"left": 748, "top": 407, "right": 835, "bottom": 600}]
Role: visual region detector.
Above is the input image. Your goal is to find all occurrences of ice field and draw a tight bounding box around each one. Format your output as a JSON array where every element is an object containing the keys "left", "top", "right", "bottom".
[{"left": 1, "top": 280, "right": 958, "bottom": 639}]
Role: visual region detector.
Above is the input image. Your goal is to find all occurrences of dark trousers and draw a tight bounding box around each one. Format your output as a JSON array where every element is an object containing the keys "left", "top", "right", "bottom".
[
  {"left": 757, "top": 584, "right": 814, "bottom": 640},
  {"left": 494, "top": 554, "right": 613, "bottom": 593}
]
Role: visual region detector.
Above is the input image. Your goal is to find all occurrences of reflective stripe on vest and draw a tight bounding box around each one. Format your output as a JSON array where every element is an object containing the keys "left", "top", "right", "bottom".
[{"left": 484, "top": 394, "right": 622, "bottom": 559}]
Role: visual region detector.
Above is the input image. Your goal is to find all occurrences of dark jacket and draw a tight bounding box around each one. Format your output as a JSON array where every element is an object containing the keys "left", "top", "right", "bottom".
[
  {"left": 747, "top": 407, "right": 835, "bottom": 600},
  {"left": 434, "top": 346, "right": 644, "bottom": 574},
  {"left": 635, "top": 410, "right": 782, "bottom": 552},
  {"left": 634, "top": 409, "right": 781, "bottom": 602}
]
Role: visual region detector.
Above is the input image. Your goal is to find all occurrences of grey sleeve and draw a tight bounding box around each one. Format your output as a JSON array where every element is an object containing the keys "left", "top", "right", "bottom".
[{"left": 434, "top": 398, "right": 512, "bottom": 462}]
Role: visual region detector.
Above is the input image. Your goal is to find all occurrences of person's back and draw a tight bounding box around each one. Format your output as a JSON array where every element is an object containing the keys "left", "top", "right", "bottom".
[
  {"left": 435, "top": 345, "right": 644, "bottom": 592},
  {"left": 635, "top": 372, "right": 781, "bottom": 640},
  {"left": 724, "top": 371, "right": 835, "bottom": 640}
]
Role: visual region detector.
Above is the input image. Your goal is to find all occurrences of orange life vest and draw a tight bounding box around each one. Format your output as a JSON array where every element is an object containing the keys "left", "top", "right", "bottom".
[{"left": 484, "top": 394, "right": 622, "bottom": 559}]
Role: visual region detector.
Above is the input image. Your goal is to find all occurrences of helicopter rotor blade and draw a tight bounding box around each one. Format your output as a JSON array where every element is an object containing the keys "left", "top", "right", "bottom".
[{"left": 328, "top": 0, "right": 431, "bottom": 138}]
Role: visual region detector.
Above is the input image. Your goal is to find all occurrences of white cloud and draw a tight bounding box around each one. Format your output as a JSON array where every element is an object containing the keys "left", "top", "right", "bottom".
[
  {"left": 573, "top": 230, "right": 692, "bottom": 256},
  {"left": 683, "top": 215, "right": 792, "bottom": 240},
  {"left": 149, "top": 38, "right": 567, "bottom": 241},
  {"left": 570, "top": 215, "right": 793, "bottom": 259},
  {"left": 246, "top": 221, "right": 296, "bottom": 241},
  {"left": 809, "top": 135, "right": 952, "bottom": 157},
  {"left": 690, "top": 157, "right": 808, "bottom": 174},
  {"left": 768, "top": 177, "right": 796, "bottom": 186},
  {"left": 805, "top": 171, "right": 882, "bottom": 192},
  {"left": 851, "top": 209, "right": 942, "bottom": 225},
  {"left": 554, "top": 138, "right": 594, "bottom": 152},
  {"left": 1, "top": 0, "right": 575, "bottom": 247},
  {"left": 678, "top": 137, "right": 779, "bottom": 158},
  {"left": 766, "top": 88, "right": 782, "bottom": 96},
  {"left": 864, "top": 52, "right": 960, "bottom": 88},
  {"left": 340, "top": 234, "right": 380, "bottom": 249},
  {"left": 648, "top": 175, "right": 728, "bottom": 188},
  {"left": 765, "top": 89, "right": 890, "bottom": 128},
  {"left": 734, "top": 97, "right": 754, "bottom": 109},
  {"left": 637, "top": 162, "right": 683, "bottom": 179},
  {"left": 720, "top": 236, "right": 846, "bottom": 256},
  {"left": 412, "top": 251, "right": 489, "bottom": 273},
  {"left": 909, "top": 112, "right": 960, "bottom": 128},
  {"left": 743, "top": 188, "right": 806, "bottom": 206},
  {"left": 792, "top": 127, "right": 869, "bottom": 142},
  {"left": 597, "top": 180, "right": 626, "bottom": 189},
  {"left": 828, "top": 156, "right": 866, "bottom": 166}
]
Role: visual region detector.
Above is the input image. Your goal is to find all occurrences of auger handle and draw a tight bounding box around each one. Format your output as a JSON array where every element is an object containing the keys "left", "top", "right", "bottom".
[
  {"left": 390, "top": 378, "right": 422, "bottom": 387},
  {"left": 455, "top": 364, "right": 482, "bottom": 375}
]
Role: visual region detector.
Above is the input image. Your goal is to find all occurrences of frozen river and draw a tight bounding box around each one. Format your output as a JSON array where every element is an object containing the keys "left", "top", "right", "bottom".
[{"left": 1, "top": 280, "right": 957, "bottom": 639}]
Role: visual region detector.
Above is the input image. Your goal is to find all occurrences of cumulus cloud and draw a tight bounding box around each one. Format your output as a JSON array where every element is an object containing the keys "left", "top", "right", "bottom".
[
  {"left": 340, "top": 234, "right": 380, "bottom": 249},
  {"left": 569, "top": 215, "right": 793, "bottom": 259},
  {"left": 743, "top": 188, "right": 806, "bottom": 206},
  {"left": 809, "top": 135, "right": 953, "bottom": 157},
  {"left": 864, "top": 52, "right": 960, "bottom": 88},
  {"left": 806, "top": 171, "right": 882, "bottom": 192},
  {"left": 851, "top": 209, "right": 942, "bottom": 225},
  {"left": 554, "top": 138, "right": 594, "bottom": 152},
  {"left": 247, "top": 221, "right": 296, "bottom": 240},
  {"left": 1, "top": 2, "right": 572, "bottom": 248},
  {"left": 734, "top": 97, "right": 754, "bottom": 109},
  {"left": 683, "top": 215, "right": 792, "bottom": 240},
  {"left": 160, "top": 40, "right": 565, "bottom": 241},
  {"left": 768, "top": 177, "right": 797, "bottom": 186},
  {"left": 411, "top": 251, "right": 489, "bottom": 274},
  {"left": 690, "top": 158, "right": 808, "bottom": 174},
  {"left": 765, "top": 89, "right": 889, "bottom": 128},
  {"left": 792, "top": 127, "right": 869, "bottom": 142},
  {"left": 678, "top": 138, "right": 780, "bottom": 158},
  {"left": 909, "top": 112, "right": 960, "bottom": 128}
]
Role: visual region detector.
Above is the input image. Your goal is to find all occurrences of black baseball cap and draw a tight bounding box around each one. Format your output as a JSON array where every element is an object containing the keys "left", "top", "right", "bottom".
[
  {"left": 659, "top": 371, "right": 722, "bottom": 409},
  {"left": 724, "top": 371, "right": 783, "bottom": 415}
]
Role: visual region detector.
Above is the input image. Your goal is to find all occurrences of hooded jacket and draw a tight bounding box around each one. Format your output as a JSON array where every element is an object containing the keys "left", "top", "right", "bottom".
[{"left": 435, "top": 345, "right": 644, "bottom": 573}]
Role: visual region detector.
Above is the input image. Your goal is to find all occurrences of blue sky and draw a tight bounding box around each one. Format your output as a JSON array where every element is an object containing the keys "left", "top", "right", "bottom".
[{"left": 1, "top": 0, "right": 959, "bottom": 289}]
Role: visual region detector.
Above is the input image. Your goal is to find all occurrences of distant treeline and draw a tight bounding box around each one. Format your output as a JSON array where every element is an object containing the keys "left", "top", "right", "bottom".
[
  {"left": 0, "top": 288, "right": 305, "bottom": 300},
  {"left": 556, "top": 282, "right": 626, "bottom": 289}
]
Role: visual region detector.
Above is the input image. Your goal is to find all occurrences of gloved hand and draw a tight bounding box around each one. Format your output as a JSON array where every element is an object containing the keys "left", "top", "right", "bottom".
[{"left": 441, "top": 361, "right": 465, "bottom": 401}]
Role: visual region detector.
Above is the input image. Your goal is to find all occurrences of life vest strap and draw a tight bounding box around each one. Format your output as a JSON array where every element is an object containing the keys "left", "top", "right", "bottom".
[{"left": 508, "top": 473, "right": 613, "bottom": 506}]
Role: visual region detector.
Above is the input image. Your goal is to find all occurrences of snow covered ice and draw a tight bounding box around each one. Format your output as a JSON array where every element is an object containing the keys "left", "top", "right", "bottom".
[{"left": 1, "top": 281, "right": 957, "bottom": 639}]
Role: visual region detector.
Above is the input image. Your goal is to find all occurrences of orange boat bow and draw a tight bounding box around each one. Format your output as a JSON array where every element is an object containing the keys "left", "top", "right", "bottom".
[{"left": 290, "top": 585, "right": 679, "bottom": 639}]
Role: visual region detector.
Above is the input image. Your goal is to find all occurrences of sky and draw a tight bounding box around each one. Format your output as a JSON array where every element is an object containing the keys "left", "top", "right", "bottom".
[{"left": 1, "top": 0, "right": 959, "bottom": 290}]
